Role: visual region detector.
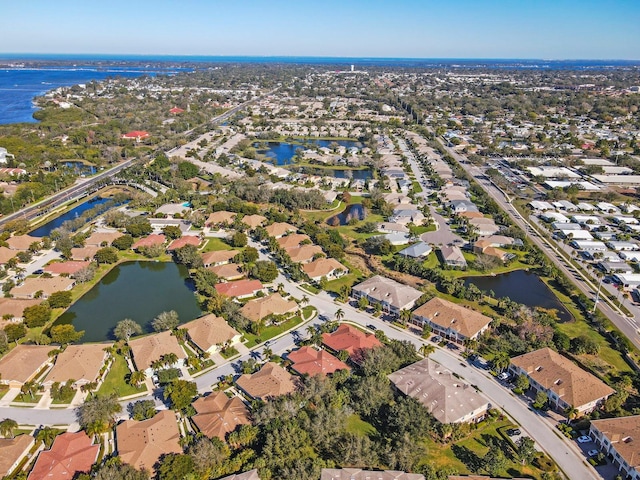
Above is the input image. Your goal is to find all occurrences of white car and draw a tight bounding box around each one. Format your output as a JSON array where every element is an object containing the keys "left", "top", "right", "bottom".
[
  {"left": 587, "top": 449, "right": 599, "bottom": 457},
  {"left": 577, "top": 435, "right": 592, "bottom": 444}
]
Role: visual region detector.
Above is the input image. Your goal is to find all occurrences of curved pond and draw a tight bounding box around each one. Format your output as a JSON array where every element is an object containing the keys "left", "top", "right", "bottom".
[
  {"left": 54, "top": 261, "right": 203, "bottom": 342},
  {"left": 30, "top": 197, "right": 112, "bottom": 237},
  {"left": 327, "top": 203, "right": 366, "bottom": 226},
  {"left": 463, "top": 270, "right": 572, "bottom": 321},
  {"left": 255, "top": 139, "right": 363, "bottom": 165}
]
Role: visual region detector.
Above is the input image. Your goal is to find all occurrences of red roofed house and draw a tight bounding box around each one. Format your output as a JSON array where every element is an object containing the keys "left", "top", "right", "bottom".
[
  {"left": 215, "top": 279, "right": 265, "bottom": 299},
  {"left": 44, "top": 261, "right": 91, "bottom": 277},
  {"left": 132, "top": 234, "right": 166, "bottom": 251},
  {"left": 322, "top": 324, "right": 382, "bottom": 363},
  {"left": 288, "top": 346, "right": 350, "bottom": 377},
  {"left": 192, "top": 391, "right": 251, "bottom": 441},
  {"left": 122, "top": 131, "right": 150, "bottom": 142},
  {"left": 28, "top": 431, "right": 99, "bottom": 480},
  {"left": 167, "top": 235, "right": 201, "bottom": 251},
  {"left": 169, "top": 106, "right": 185, "bottom": 114}
]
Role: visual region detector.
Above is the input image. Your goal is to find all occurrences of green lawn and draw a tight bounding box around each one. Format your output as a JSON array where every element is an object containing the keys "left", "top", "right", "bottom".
[
  {"left": 243, "top": 315, "right": 305, "bottom": 347},
  {"left": 203, "top": 237, "right": 233, "bottom": 252},
  {"left": 419, "top": 419, "right": 554, "bottom": 479},
  {"left": 97, "top": 354, "right": 147, "bottom": 398},
  {"left": 345, "top": 414, "right": 377, "bottom": 437},
  {"left": 12, "top": 394, "right": 43, "bottom": 404}
]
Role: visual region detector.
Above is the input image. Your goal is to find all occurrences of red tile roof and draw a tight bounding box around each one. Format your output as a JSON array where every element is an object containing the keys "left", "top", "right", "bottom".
[
  {"left": 167, "top": 236, "right": 201, "bottom": 251},
  {"left": 288, "top": 346, "right": 350, "bottom": 377},
  {"left": 215, "top": 279, "right": 263, "bottom": 298},
  {"left": 321, "top": 324, "right": 381, "bottom": 362},
  {"left": 28, "top": 432, "right": 98, "bottom": 480},
  {"left": 169, "top": 107, "right": 184, "bottom": 114},
  {"left": 132, "top": 234, "right": 166, "bottom": 250},
  {"left": 44, "top": 261, "right": 91, "bottom": 276},
  {"left": 122, "top": 131, "right": 150, "bottom": 139}
]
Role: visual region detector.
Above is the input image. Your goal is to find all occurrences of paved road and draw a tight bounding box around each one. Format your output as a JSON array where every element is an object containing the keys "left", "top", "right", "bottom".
[{"left": 434, "top": 136, "right": 640, "bottom": 351}]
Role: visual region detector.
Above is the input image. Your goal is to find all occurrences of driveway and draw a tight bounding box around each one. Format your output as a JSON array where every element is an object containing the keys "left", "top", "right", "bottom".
[{"left": 420, "top": 207, "right": 463, "bottom": 246}]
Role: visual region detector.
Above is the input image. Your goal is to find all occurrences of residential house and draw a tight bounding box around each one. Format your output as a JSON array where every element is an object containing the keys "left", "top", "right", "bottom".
[
  {"left": 321, "top": 324, "right": 381, "bottom": 363},
  {"left": 236, "top": 362, "right": 297, "bottom": 400},
  {"left": 398, "top": 242, "right": 433, "bottom": 259},
  {"left": 210, "top": 263, "right": 245, "bottom": 281},
  {"left": 439, "top": 246, "right": 467, "bottom": 269},
  {"left": 201, "top": 250, "right": 239, "bottom": 267},
  {"left": 0, "top": 298, "right": 41, "bottom": 323},
  {"left": 218, "top": 470, "right": 261, "bottom": 480},
  {"left": 0, "top": 247, "right": 17, "bottom": 266},
  {"left": 472, "top": 241, "right": 514, "bottom": 262},
  {"left": 449, "top": 200, "right": 478, "bottom": 214},
  {"left": 509, "top": 348, "right": 615, "bottom": 415},
  {"left": 287, "top": 346, "right": 350, "bottom": 377},
  {"left": 412, "top": 298, "right": 492, "bottom": 344},
  {"left": 0, "top": 344, "right": 53, "bottom": 389},
  {"left": 28, "top": 432, "right": 99, "bottom": 480},
  {"left": 569, "top": 240, "right": 607, "bottom": 251},
  {"left": 390, "top": 208, "right": 425, "bottom": 226},
  {"left": 0, "top": 435, "right": 34, "bottom": 478},
  {"left": 302, "top": 257, "right": 348, "bottom": 282},
  {"left": 377, "top": 222, "right": 410, "bottom": 234},
  {"left": 155, "top": 203, "right": 192, "bottom": 217},
  {"left": 121, "top": 130, "right": 150, "bottom": 141},
  {"left": 182, "top": 314, "right": 242, "bottom": 355},
  {"left": 10, "top": 277, "right": 75, "bottom": 299},
  {"left": 44, "top": 343, "right": 112, "bottom": 390},
  {"left": 321, "top": 469, "right": 424, "bottom": 480},
  {"left": 6, "top": 234, "right": 38, "bottom": 251},
  {"left": 131, "top": 234, "right": 166, "bottom": 251},
  {"left": 167, "top": 235, "right": 201, "bottom": 251},
  {"left": 590, "top": 415, "right": 640, "bottom": 480},
  {"left": 84, "top": 231, "right": 123, "bottom": 247},
  {"left": 70, "top": 246, "right": 99, "bottom": 261},
  {"left": 383, "top": 232, "right": 411, "bottom": 246},
  {"left": 286, "top": 244, "right": 324, "bottom": 263},
  {"left": 214, "top": 279, "right": 265, "bottom": 299},
  {"left": 192, "top": 391, "right": 251, "bottom": 440},
  {"left": 129, "top": 331, "right": 187, "bottom": 375},
  {"left": 469, "top": 217, "right": 500, "bottom": 236},
  {"left": 265, "top": 222, "right": 296, "bottom": 238},
  {"left": 44, "top": 261, "right": 91, "bottom": 277},
  {"left": 240, "top": 293, "right": 299, "bottom": 323},
  {"left": 241, "top": 214, "right": 267, "bottom": 229},
  {"left": 352, "top": 275, "right": 423, "bottom": 316},
  {"left": 276, "top": 233, "right": 311, "bottom": 250},
  {"left": 206, "top": 211, "right": 237, "bottom": 227},
  {"left": 389, "top": 358, "right": 490, "bottom": 424},
  {"left": 612, "top": 274, "right": 640, "bottom": 290},
  {"left": 116, "top": 410, "right": 182, "bottom": 474}
]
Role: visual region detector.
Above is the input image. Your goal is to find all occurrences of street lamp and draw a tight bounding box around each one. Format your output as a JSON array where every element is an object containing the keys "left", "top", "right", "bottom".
[{"left": 593, "top": 276, "right": 603, "bottom": 314}]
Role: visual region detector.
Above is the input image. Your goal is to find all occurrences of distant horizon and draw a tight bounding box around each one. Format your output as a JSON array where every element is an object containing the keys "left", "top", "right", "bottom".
[{"left": 1, "top": 53, "right": 639, "bottom": 63}]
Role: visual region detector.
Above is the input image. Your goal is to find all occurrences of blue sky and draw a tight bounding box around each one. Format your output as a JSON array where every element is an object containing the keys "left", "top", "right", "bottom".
[{"left": 3, "top": 0, "right": 639, "bottom": 59}]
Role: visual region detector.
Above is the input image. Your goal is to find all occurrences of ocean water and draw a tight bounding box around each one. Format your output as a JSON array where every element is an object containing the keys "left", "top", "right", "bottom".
[
  {"left": 0, "top": 65, "right": 179, "bottom": 124},
  {"left": 0, "top": 54, "right": 637, "bottom": 125}
]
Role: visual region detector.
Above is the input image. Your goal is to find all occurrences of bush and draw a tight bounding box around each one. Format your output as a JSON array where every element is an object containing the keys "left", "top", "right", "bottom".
[
  {"left": 156, "top": 368, "right": 180, "bottom": 385},
  {"left": 533, "top": 454, "right": 556, "bottom": 472}
]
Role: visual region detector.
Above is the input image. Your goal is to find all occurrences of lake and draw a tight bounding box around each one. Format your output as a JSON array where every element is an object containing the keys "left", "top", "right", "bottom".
[
  {"left": 327, "top": 203, "right": 366, "bottom": 226},
  {"left": 255, "top": 139, "right": 362, "bottom": 165},
  {"left": 54, "top": 261, "right": 203, "bottom": 342},
  {"left": 464, "top": 270, "right": 572, "bottom": 321},
  {"left": 30, "top": 197, "right": 112, "bottom": 237}
]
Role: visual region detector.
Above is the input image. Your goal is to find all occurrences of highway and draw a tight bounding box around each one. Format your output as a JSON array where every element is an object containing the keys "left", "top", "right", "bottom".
[{"left": 433, "top": 136, "right": 640, "bottom": 352}]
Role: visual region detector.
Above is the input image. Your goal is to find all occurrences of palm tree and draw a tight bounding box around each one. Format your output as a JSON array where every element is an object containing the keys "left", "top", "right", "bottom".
[
  {"left": 564, "top": 405, "right": 579, "bottom": 421},
  {"left": 419, "top": 344, "right": 435, "bottom": 358},
  {"left": 129, "top": 371, "right": 146, "bottom": 388},
  {"left": 399, "top": 309, "right": 412, "bottom": 327},
  {"left": 0, "top": 418, "right": 18, "bottom": 438},
  {"left": 492, "top": 352, "right": 511, "bottom": 373},
  {"left": 162, "top": 353, "right": 179, "bottom": 367},
  {"left": 262, "top": 346, "right": 273, "bottom": 361},
  {"left": 20, "top": 381, "right": 39, "bottom": 400},
  {"left": 36, "top": 426, "right": 58, "bottom": 448},
  {"left": 150, "top": 359, "right": 164, "bottom": 371},
  {"left": 334, "top": 308, "right": 344, "bottom": 322},
  {"left": 300, "top": 295, "right": 309, "bottom": 306}
]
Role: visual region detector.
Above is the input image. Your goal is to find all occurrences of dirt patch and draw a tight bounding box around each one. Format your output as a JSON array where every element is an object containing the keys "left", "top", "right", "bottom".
[{"left": 346, "top": 247, "right": 427, "bottom": 290}]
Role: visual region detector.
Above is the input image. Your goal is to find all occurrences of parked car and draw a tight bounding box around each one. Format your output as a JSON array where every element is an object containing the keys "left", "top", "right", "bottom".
[
  {"left": 507, "top": 428, "right": 521, "bottom": 436},
  {"left": 33, "top": 269, "right": 44, "bottom": 275},
  {"left": 431, "top": 335, "right": 442, "bottom": 343},
  {"left": 577, "top": 435, "right": 592, "bottom": 444},
  {"left": 366, "top": 324, "right": 377, "bottom": 331},
  {"left": 498, "top": 372, "right": 510, "bottom": 381},
  {"left": 587, "top": 449, "right": 599, "bottom": 457}
]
